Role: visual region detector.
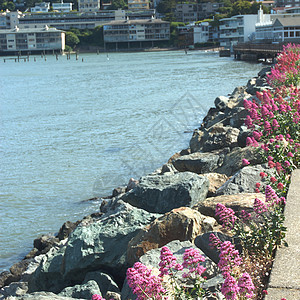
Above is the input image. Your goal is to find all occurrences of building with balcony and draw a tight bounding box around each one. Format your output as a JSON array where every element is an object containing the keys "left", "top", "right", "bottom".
[
  {"left": 0, "top": 25, "right": 65, "bottom": 54},
  {"left": 175, "top": 2, "right": 223, "bottom": 23},
  {"left": 31, "top": 2, "right": 50, "bottom": 12},
  {"left": 10, "top": 10, "right": 155, "bottom": 30},
  {"left": 103, "top": 18, "right": 170, "bottom": 49},
  {"left": 0, "top": 10, "right": 22, "bottom": 29},
  {"left": 78, "top": 0, "right": 101, "bottom": 12},
  {"left": 128, "top": 0, "right": 150, "bottom": 10},
  {"left": 52, "top": 1, "right": 73, "bottom": 12},
  {"left": 219, "top": 9, "right": 270, "bottom": 49}
]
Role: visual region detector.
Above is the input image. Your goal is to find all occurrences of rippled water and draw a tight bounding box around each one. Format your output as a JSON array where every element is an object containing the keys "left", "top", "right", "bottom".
[{"left": 0, "top": 50, "right": 263, "bottom": 271}]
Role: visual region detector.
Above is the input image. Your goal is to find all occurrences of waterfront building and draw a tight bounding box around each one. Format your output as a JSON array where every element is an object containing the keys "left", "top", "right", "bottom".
[
  {"left": 193, "top": 22, "right": 210, "bottom": 44},
  {"left": 256, "top": 15, "right": 300, "bottom": 42},
  {"left": 220, "top": 8, "right": 270, "bottom": 49},
  {"left": 52, "top": 1, "right": 73, "bottom": 12},
  {"left": 103, "top": 18, "right": 170, "bottom": 49},
  {"left": 0, "top": 25, "right": 65, "bottom": 53},
  {"left": 128, "top": 0, "right": 150, "bottom": 10},
  {"left": 6, "top": 10, "right": 155, "bottom": 30},
  {"left": 0, "top": 10, "right": 22, "bottom": 29},
  {"left": 31, "top": 2, "right": 50, "bottom": 12}
]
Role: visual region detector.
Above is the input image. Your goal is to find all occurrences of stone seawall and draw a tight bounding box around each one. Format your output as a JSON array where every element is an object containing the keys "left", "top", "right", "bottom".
[{"left": 0, "top": 65, "right": 284, "bottom": 300}]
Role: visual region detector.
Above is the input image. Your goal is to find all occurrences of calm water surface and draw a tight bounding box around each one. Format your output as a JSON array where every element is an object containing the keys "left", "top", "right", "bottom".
[{"left": 0, "top": 50, "right": 263, "bottom": 271}]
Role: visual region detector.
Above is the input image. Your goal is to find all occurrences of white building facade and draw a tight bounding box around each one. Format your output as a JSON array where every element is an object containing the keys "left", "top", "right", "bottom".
[
  {"left": 0, "top": 26, "right": 65, "bottom": 52},
  {"left": 31, "top": 2, "right": 50, "bottom": 12},
  {"left": 52, "top": 1, "right": 73, "bottom": 12}
]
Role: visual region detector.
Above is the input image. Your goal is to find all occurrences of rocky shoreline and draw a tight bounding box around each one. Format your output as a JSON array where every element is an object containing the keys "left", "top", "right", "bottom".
[{"left": 0, "top": 66, "right": 273, "bottom": 300}]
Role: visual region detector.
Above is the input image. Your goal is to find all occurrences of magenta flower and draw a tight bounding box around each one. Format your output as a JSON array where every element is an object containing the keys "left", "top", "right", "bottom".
[
  {"left": 277, "top": 182, "right": 284, "bottom": 190},
  {"left": 159, "top": 246, "right": 179, "bottom": 276},
  {"left": 237, "top": 272, "right": 255, "bottom": 299},
  {"left": 287, "top": 151, "right": 294, "bottom": 157},
  {"left": 265, "top": 185, "right": 281, "bottom": 204},
  {"left": 242, "top": 159, "right": 250, "bottom": 166},
  {"left": 209, "top": 233, "right": 222, "bottom": 250},
  {"left": 92, "top": 295, "right": 105, "bottom": 300},
  {"left": 218, "top": 241, "right": 242, "bottom": 273},
  {"left": 127, "top": 262, "right": 166, "bottom": 300},
  {"left": 221, "top": 274, "right": 240, "bottom": 300},
  {"left": 253, "top": 198, "right": 267, "bottom": 214},
  {"left": 182, "top": 248, "right": 206, "bottom": 279},
  {"left": 260, "top": 172, "right": 267, "bottom": 178},
  {"left": 215, "top": 203, "right": 237, "bottom": 229},
  {"left": 240, "top": 210, "right": 251, "bottom": 222}
]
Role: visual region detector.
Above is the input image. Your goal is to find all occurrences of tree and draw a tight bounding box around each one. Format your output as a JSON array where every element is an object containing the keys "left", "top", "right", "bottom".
[
  {"left": 108, "top": 0, "right": 127, "bottom": 10},
  {"left": 156, "top": 0, "right": 176, "bottom": 14},
  {"left": 0, "top": 0, "right": 15, "bottom": 11},
  {"left": 65, "top": 31, "right": 80, "bottom": 49}
]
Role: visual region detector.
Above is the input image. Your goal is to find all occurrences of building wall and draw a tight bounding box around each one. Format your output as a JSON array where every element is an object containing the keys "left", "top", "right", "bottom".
[
  {"left": 0, "top": 27, "right": 65, "bottom": 52},
  {"left": 103, "top": 20, "right": 170, "bottom": 43},
  {"left": 31, "top": 2, "right": 50, "bottom": 12},
  {"left": 175, "top": 2, "right": 222, "bottom": 23},
  {"left": 193, "top": 23, "right": 209, "bottom": 43},
  {"left": 128, "top": 0, "right": 150, "bottom": 10},
  {"left": 52, "top": 3, "right": 73, "bottom": 12},
  {"left": 78, "top": 0, "right": 101, "bottom": 12}
]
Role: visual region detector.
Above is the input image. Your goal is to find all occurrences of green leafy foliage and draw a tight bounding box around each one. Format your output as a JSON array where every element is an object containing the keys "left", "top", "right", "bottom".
[{"left": 65, "top": 31, "right": 80, "bottom": 49}]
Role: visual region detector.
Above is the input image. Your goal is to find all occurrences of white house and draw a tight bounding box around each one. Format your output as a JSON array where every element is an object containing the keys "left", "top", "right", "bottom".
[
  {"left": 52, "top": 1, "right": 73, "bottom": 12},
  {"left": 193, "top": 22, "right": 210, "bottom": 44},
  {"left": 31, "top": 2, "right": 50, "bottom": 12}
]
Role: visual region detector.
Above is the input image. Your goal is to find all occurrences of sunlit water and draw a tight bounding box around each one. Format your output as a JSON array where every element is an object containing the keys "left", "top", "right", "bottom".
[{"left": 0, "top": 50, "right": 263, "bottom": 271}]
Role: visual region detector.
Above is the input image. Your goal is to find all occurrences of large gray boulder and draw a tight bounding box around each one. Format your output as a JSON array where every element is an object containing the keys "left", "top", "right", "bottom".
[
  {"left": 29, "top": 201, "right": 160, "bottom": 293},
  {"left": 216, "top": 164, "right": 273, "bottom": 195},
  {"left": 83, "top": 271, "right": 119, "bottom": 296},
  {"left": 215, "top": 146, "right": 262, "bottom": 176},
  {"left": 172, "top": 148, "right": 230, "bottom": 174},
  {"left": 58, "top": 280, "right": 101, "bottom": 299},
  {"left": 10, "top": 291, "right": 85, "bottom": 299},
  {"left": 121, "top": 172, "right": 209, "bottom": 214},
  {"left": 189, "top": 125, "right": 240, "bottom": 153}
]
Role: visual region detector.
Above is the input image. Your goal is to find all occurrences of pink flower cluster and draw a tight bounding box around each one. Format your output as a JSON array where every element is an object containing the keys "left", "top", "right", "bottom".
[
  {"left": 127, "top": 262, "right": 166, "bottom": 300},
  {"left": 218, "top": 241, "right": 242, "bottom": 274},
  {"left": 182, "top": 248, "right": 206, "bottom": 278},
  {"left": 209, "top": 236, "right": 255, "bottom": 300},
  {"left": 159, "top": 246, "right": 182, "bottom": 276},
  {"left": 126, "top": 246, "right": 207, "bottom": 299},
  {"left": 215, "top": 203, "right": 237, "bottom": 229}
]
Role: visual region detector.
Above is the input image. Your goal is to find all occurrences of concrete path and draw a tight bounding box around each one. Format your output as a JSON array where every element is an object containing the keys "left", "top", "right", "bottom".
[{"left": 265, "top": 169, "right": 300, "bottom": 299}]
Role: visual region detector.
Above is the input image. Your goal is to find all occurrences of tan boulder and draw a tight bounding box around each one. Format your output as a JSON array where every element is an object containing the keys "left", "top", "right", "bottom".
[
  {"left": 204, "top": 172, "right": 229, "bottom": 196},
  {"left": 126, "top": 207, "right": 217, "bottom": 265},
  {"left": 193, "top": 193, "right": 264, "bottom": 218}
]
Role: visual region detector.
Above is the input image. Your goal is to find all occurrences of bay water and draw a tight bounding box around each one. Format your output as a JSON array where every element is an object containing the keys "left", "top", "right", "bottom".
[{"left": 0, "top": 50, "right": 263, "bottom": 271}]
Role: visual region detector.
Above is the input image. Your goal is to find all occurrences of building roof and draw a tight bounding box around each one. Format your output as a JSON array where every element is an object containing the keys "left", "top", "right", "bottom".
[
  {"left": 103, "top": 18, "right": 169, "bottom": 25},
  {"left": 0, "top": 26, "right": 64, "bottom": 34},
  {"left": 274, "top": 16, "right": 300, "bottom": 26}
]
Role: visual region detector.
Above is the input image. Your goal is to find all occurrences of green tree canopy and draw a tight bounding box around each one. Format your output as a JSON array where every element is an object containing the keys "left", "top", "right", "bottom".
[
  {"left": 65, "top": 31, "right": 80, "bottom": 49},
  {"left": 108, "top": 0, "right": 127, "bottom": 10},
  {"left": 0, "top": 0, "right": 15, "bottom": 11}
]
